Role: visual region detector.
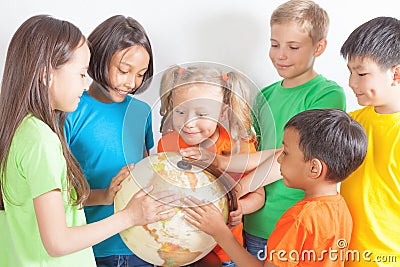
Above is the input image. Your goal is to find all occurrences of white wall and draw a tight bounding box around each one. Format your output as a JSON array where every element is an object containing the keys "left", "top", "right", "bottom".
[{"left": 1, "top": 0, "right": 398, "bottom": 145}]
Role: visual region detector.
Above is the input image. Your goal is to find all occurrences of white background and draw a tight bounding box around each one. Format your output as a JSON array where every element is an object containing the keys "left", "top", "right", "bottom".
[{"left": 1, "top": 0, "right": 398, "bottom": 144}]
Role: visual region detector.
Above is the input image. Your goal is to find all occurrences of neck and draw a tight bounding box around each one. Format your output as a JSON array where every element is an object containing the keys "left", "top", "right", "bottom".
[
  {"left": 282, "top": 70, "right": 318, "bottom": 88},
  {"left": 374, "top": 97, "right": 400, "bottom": 114},
  {"left": 303, "top": 182, "right": 338, "bottom": 199},
  {"left": 88, "top": 82, "right": 113, "bottom": 103}
]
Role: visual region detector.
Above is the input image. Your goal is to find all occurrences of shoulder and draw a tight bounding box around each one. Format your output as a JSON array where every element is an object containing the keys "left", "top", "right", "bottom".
[
  {"left": 126, "top": 96, "right": 151, "bottom": 111},
  {"left": 311, "top": 75, "right": 344, "bottom": 93},
  {"left": 259, "top": 80, "right": 282, "bottom": 95},
  {"left": 158, "top": 131, "right": 182, "bottom": 153},
  {"left": 297, "top": 195, "right": 351, "bottom": 228},
  {"left": 349, "top": 106, "right": 370, "bottom": 119},
  {"left": 16, "top": 115, "right": 59, "bottom": 145}
]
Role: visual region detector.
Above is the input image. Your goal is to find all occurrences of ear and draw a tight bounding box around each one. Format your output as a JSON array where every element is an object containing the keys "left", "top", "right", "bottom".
[
  {"left": 219, "top": 104, "right": 229, "bottom": 122},
  {"left": 391, "top": 64, "right": 400, "bottom": 86},
  {"left": 308, "top": 158, "right": 324, "bottom": 179},
  {"left": 42, "top": 67, "right": 54, "bottom": 87},
  {"left": 314, "top": 38, "right": 327, "bottom": 57}
]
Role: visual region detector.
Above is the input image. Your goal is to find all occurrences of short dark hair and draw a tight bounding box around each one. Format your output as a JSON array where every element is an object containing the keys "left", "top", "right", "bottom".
[
  {"left": 285, "top": 109, "right": 367, "bottom": 183},
  {"left": 340, "top": 16, "right": 400, "bottom": 70},
  {"left": 87, "top": 15, "right": 154, "bottom": 94}
]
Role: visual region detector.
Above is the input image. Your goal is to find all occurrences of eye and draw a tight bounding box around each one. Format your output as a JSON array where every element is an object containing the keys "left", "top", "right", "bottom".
[
  {"left": 197, "top": 113, "right": 209, "bottom": 117},
  {"left": 137, "top": 73, "right": 145, "bottom": 78},
  {"left": 289, "top": 46, "right": 299, "bottom": 50},
  {"left": 80, "top": 74, "right": 86, "bottom": 78},
  {"left": 174, "top": 109, "right": 185, "bottom": 115},
  {"left": 358, "top": 73, "right": 368, "bottom": 77},
  {"left": 118, "top": 68, "right": 128, "bottom": 74},
  {"left": 282, "top": 150, "right": 288, "bottom": 156},
  {"left": 270, "top": 44, "right": 278, "bottom": 48}
]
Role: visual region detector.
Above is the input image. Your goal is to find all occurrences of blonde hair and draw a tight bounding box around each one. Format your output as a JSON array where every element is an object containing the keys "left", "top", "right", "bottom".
[
  {"left": 270, "top": 0, "right": 329, "bottom": 44},
  {"left": 159, "top": 63, "right": 255, "bottom": 143}
]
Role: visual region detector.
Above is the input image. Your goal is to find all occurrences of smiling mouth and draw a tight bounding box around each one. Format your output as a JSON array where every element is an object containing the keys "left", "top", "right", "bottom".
[{"left": 111, "top": 87, "right": 134, "bottom": 95}]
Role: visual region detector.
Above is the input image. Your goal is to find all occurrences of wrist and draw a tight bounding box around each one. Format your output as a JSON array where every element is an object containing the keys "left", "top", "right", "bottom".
[{"left": 214, "top": 154, "right": 227, "bottom": 170}]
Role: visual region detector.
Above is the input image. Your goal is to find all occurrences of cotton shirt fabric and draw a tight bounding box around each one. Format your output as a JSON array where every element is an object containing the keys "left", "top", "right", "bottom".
[
  {"left": 65, "top": 91, "right": 154, "bottom": 258},
  {"left": 158, "top": 126, "right": 256, "bottom": 262},
  {"left": 1, "top": 115, "right": 96, "bottom": 267},
  {"left": 341, "top": 106, "right": 400, "bottom": 266},
  {"left": 267, "top": 194, "right": 352, "bottom": 267},
  {"left": 247, "top": 74, "right": 346, "bottom": 239}
]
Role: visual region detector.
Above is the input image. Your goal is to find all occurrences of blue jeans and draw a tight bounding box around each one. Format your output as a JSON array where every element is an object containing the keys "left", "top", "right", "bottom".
[
  {"left": 243, "top": 231, "right": 267, "bottom": 262},
  {"left": 95, "top": 255, "right": 154, "bottom": 267},
  {"left": 222, "top": 260, "right": 237, "bottom": 267}
]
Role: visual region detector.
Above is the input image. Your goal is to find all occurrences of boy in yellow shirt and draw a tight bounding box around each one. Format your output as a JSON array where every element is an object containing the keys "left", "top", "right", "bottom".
[{"left": 340, "top": 16, "right": 400, "bottom": 266}]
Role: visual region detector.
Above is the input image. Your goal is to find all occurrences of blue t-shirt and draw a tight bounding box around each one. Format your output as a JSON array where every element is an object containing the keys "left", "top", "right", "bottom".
[{"left": 65, "top": 92, "right": 154, "bottom": 257}]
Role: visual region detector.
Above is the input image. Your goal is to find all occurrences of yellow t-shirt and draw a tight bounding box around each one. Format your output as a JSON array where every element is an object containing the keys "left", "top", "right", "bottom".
[{"left": 341, "top": 106, "right": 400, "bottom": 266}]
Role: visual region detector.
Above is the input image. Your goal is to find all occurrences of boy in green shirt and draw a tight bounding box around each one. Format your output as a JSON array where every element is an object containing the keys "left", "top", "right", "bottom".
[{"left": 241, "top": 0, "right": 346, "bottom": 259}]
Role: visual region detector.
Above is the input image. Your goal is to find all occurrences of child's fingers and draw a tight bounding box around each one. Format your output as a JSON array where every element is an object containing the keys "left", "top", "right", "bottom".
[
  {"left": 180, "top": 147, "right": 201, "bottom": 159},
  {"left": 184, "top": 206, "right": 203, "bottom": 221}
]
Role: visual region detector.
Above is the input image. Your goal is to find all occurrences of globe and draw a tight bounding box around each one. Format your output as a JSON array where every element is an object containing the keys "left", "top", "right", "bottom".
[{"left": 114, "top": 152, "right": 235, "bottom": 267}]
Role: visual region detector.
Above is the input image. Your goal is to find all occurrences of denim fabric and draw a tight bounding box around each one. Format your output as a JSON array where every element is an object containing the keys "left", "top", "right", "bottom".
[
  {"left": 95, "top": 255, "right": 154, "bottom": 267},
  {"left": 243, "top": 231, "right": 267, "bottom": 261},
  {"left": 222, "top": 260, "right": 237, "bottom": 267}
]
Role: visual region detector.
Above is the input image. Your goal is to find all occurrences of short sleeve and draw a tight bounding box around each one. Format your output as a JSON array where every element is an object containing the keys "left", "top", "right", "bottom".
[
  {"left": 267, "top": 220, "right": 308, "bottom": 266},
  {"left": 20, "top": 136, "right": 65, "bottom": 198}
]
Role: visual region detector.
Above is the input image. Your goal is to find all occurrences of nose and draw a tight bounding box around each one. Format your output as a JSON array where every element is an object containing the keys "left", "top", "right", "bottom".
[
  {"left": 184, "top": 113, "right": 197, "bottom": 128},
  {"left": 124, "top": 75, "right": 137, "bottom": 90},
  {"left": 277, "top": 152, "right": 283, "bottom": 164},
  {"left": 277, "top": 48, "right": 287, "bottom": 60},
  {"left": 348, "top": 74, "right": 357, "bottom": 91}
]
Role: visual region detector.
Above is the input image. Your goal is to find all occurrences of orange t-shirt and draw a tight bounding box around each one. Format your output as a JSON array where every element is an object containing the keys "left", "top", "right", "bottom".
[
  {"left": 267, "top": 194, "right": 352, "bottom": 267},
  {"left": 158, "top": 126, "right": 256, "bottom": 262}
]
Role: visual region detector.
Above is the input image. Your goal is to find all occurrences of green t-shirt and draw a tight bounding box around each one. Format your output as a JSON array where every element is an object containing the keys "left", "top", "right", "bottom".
[
  {"left": 245, "top": 74, "right": 346, "bottom": 239},
  {"left": 1, "top": 115, "right": 95, "bottom": 267}
]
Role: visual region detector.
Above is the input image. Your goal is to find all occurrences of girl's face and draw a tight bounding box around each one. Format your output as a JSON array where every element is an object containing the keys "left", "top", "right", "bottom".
[
  {"left": 269, "top": 22, "right": 323, "bottom": 87},
  {"left": 49, "top": 42, "right": 90, "bottom": 112},
  {"left": 107, "top": 45, "right": 150, "bottom": 102},
  {"left": 171, "top": 84, "right": 226, "bottom": 146},
  {"left": 347, "top": 56, "right": 398, "bottom": 114}
]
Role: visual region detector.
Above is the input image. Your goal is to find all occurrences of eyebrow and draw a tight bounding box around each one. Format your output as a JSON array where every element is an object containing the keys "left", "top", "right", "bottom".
[
  {"left": 347, "top": 64, "right": 365, "bottom": 71},
  {"left": 119, "top": 61, "right": 148, "bottom": 71}
]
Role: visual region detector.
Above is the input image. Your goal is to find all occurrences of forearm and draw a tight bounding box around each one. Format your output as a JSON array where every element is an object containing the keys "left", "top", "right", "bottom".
[
  {"left": 57, "top": 211, "right": 131, "bottom": 255},
  {"left": 216, "top": 148, "right": 280, "bottom": 173},
  {"left": 239, "top": 188, "right": 265, "bottom": 215},
  {"left": 34, "top": 190, "right": 132, "bottom": 257},
  {"left": 85, "top": 189, "right": 109, "bottom": 206},
  {"left": 235, "top": 156, "right": 281, "bottom": 198}
]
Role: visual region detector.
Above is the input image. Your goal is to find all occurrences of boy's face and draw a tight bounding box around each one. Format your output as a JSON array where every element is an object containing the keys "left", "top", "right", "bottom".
[
  {"left": 277, "top": 127, "right": 310, "bottom": 189},
  {"left": 171, "top": 84, "right": 226, "bottom": 146},
  {"left": 269, "top": 22, "right": 323, "bottom": 86},
  {"left": 347, "top": 57, "right": 396, "bottom": 113}
]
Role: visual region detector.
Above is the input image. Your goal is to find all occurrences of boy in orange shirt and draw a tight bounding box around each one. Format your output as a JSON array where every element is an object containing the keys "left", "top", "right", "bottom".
[{"left": 184, "top": 109, "right": 368, "bottom": 267}]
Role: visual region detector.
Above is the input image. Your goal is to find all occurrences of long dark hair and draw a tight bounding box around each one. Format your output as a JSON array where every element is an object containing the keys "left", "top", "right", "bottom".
[{"left": 0, "top": 15, "right": 89, "bottom": 208}]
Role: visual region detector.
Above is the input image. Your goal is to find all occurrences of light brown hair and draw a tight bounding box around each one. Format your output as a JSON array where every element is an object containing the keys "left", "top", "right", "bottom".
[
  {"left": 159, "top": 63, "right": 256, "bottom": 144},
  {"left": 0, "top": 15, "right": 89, "bottom": 208},
  {"left": 270, "top": 0, "right": 329, "bottom": 44}
]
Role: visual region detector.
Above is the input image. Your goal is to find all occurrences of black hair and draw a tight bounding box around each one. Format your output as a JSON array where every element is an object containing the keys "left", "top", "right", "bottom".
[
  {"left": 285, "top": 109, "right": 367, "bottom": 183},
  {"left": 340, "top": 16, "right": 400, "bottom": 70},
  {"left": 87, "top": 15, "right": 153, "bottom": 94}
]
